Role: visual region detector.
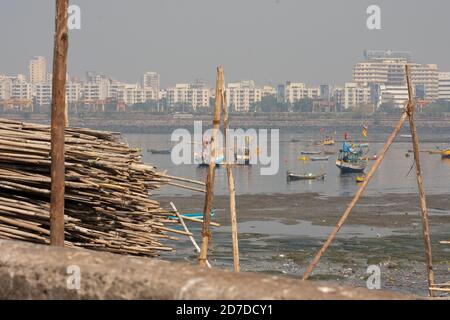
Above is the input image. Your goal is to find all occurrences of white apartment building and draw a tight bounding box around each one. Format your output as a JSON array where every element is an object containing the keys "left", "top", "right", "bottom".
[
  {"left": 379, "top": 85, "right": 409, "bottom": 108},
  {"left": 0, "top": 76, "right": 12, "bottom": 100},
  {"left": 353, "top": 51, "right": 439, "bottom": 101},
  {"left": 335, "top": 83, "right": 371, "bottom": 110},
  {"left": 143, "top": 72, "right": 160, "bottom": 91},
  {"left": 29, "top": 56, "right": 47, "bottom": 84},
  {"left": 261, "top": 85, "right": 277, "bottom": 97},
  {"left": 66, "top": 82, "right": 82, "bottom": 103},
  {"left": 35, "top": 83, "right": 52, "bottom": 105},
  {"left": 167, "top": 83, "right": 210, "bottom": 110},
  {"left": 83, "top": 79, "right": 109, "bottom": 101},
  {"left": 226, "top": 81, "right": 262, "bottom": 112},
  {"left": 11, "top": 80, "right": 33, "bottom": 100},
  {"left": 284, "top": 82, "right": 320, "bottom": 104},
  {"left": 118, "top": 84, "right": 144, "bottom": 106},
  {"left": 438, "top": 72, "right": 450, "bottom": 101}
]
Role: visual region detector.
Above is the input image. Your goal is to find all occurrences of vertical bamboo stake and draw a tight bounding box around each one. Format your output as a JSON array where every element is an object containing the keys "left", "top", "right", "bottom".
[
  {"left": 170, "top": 202, "right": 211, "bottom": 268},
  {"left": 222, "top": 78, "right": 240, "bottom": 272},
  {"left": 50, "top": 0, "right": 69, "bottom": 246},
  {"left": 405, "top": 65, "right": 435, "bottom": 296},
  {"left": 199, "top": 66, "right": 224, "bottom": 267},
  {"left": 303, "top": 111, "right": 409, "bottom": 280}
]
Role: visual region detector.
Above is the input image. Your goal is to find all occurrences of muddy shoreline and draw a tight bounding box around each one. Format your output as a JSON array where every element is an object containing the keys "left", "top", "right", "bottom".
[{"left": 157, "top": 192, "right": 450, "bottom": 296}]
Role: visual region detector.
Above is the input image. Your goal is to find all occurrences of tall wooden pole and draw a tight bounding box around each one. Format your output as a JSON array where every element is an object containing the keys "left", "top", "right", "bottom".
[
  {"left": 222, "top": 79, "right": 240, "bottom": 272},
  {"left": 199, "top": 66, "right": 224, "bottom": 267},
  {"left": 405, "top": 65, "right": 435, "bottom": 296},
  {"left": 50, "top": 0, "right": 69, "bottom": 246},
  {"left": 303, "top": 111, "right": 409, "bottom": 280}
]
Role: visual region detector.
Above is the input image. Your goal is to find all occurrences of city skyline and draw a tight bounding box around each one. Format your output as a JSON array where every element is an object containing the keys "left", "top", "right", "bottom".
[{"left": 1, "top": 1, "right": 450, "bottom": 87}]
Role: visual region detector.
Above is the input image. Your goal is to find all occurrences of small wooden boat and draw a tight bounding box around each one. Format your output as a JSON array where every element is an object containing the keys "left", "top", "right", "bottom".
[
  {"left": 287, "top": 171, "right": 326, "bottom": 181},
  {"left": 148, "top": 149, "right": 171, "bottom": 154},
  {"left": 356, "top": 176, "right": 365, "bottom": 183},
  {"left": 310, "top": 156, "right": 329, "bottom": 161},
  {"left": 301, "top": 150, "right": 322, "bottom": 155},
  {"left": 168, "top": 208, "right": 216, "bottom": 220},
  {"left": 298, "top": 156, "right": 310, "bottom": 161}
]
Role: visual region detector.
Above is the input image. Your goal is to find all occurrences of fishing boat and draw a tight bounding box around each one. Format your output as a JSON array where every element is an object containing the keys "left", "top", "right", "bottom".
[
  {"left": 316, "top": 138, "right": 335, "bottom": 146},
  {"left": 168, "top": 208, "right": 216, "bottom": 221},
  {"left": 336, "top": 142, "right": 369, "bottom": 173},
  {"left": 197, "top": 154, "right": 225, "bottom": 167},
  {"left": 310, "top": 156, "right": 329, "bottom": 161},
  {"left": 148, "top": 149, "right": 171, "bottom": 154},
  {"left": 300, "top": 150, "right": 322, "bottom": 155},
  {"left": 441, "top": 149, "right": 450, "bottom": 159},
  {"left": 356, "top": 175, "right": 365, "bottom": 183},
  {"left": 287, "top": 171, "right": 326, "bottom": 181},
  {"left": 298, "top": 156, "right": 310, "bottom": 161}
]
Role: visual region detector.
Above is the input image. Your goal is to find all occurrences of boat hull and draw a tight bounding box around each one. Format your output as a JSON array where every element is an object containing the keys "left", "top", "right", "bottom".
[
  {"left": 336, "top": 160, "right": 366, "bottom": 173},
  {"left": 441, "top": 150, "right": 450, "bottom": 158}
]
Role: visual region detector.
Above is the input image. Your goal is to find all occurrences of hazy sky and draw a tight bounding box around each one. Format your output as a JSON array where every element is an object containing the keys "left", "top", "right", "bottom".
[{"left": 1, "top": 0, "right": 450, "bottom": 87}]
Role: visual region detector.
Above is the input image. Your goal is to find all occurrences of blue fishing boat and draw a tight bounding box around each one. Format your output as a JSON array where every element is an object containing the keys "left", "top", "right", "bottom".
[
  {"left": 169, "top": 208, "right": 216, "bottom": 220},
  {"left": 336, "top": 142, "right": 369, "bottom": 173}
]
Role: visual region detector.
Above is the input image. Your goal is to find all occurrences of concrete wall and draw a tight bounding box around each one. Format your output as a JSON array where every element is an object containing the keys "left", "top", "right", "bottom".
[{"left": 0, "top": 240, "right": 414, "bottom": 300}]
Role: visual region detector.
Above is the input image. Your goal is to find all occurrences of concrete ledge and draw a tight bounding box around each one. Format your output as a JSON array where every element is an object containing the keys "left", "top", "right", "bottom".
[{"left": 0, "top": 240, "right": 415, "bottom": 300}]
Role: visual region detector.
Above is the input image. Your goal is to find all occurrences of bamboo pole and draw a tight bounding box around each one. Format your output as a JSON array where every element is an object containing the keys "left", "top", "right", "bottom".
[
  {"left": 405, "top": 64, "right": 435, "bottom": 296},
  {"left": 50, "top": 0, "right": 69, "bottom": 246},
  {"left": 222, "top": 79, "right": 240, "bottom": 272},
  {"left": 199, "top": 66, "right": 224, "bottom": 267},
  {"left": 170, "top": 202, "right": 211, "bottom": 268},
  {"left": 303, "top": 111, "right": 409, "bottom": 280}
]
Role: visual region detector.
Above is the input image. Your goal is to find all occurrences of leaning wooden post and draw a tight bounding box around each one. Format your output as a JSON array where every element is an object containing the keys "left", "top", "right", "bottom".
[
  {"left": 222, "top": 77, "right": 240, "bottom": 272},
  {"left": 303, "top": 110, "right": 410, "bottom": 280},
  {"left": 170, "top": 202, "right": 211, "bottom": 268},
  {"left": 405, "top": 64, "right": 435, "bottom": 296},
  {"left": 50, "top": 0, "right": 69, "bottom": 246},
  {"left": 199, "top": 66, "right": 224, "bottom": 267}
]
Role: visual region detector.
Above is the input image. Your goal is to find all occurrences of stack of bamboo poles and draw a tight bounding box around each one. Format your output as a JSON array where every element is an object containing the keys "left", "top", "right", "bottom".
[{"left": 0, "top": 118, "right": 189, "bottom": 256}]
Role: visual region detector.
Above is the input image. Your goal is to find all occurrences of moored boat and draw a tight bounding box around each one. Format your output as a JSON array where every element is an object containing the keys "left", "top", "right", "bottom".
[
  {"left": 336, "top": 142, "right": 369, "bottom": 173},
  {"left": 301, "top": 150, "right": 322, "bottom": 155},
  {"left": 441, "top": 149, "right": 450, "bottom": 159},
  {"left": 310, "top": 156, "right": 329, "bottom": 161},
  {"left": 287, "top": 171, "right": 326, "bottom": 181},
  {"left": 148, "top": 149, "right": 171, "bottom": 154}
]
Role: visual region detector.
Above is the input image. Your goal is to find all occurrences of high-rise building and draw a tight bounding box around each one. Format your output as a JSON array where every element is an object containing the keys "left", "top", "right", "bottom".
[
  {"left": 284, "top": 82, "right": 320, "bottom": 104},
  {"left": 438, "top": 72, "right": 450, "bottom": 101},
  {"left": 353, "top": 50, "right": 439, "bottom": 102},
  {"left": 0, "top": 75, "right": 12, "bottom": 101},
  {"left": 11, "top": 79, "right": 33, "bottom": 100},
  {"left": 35, "top": 83, "right": 52, "bottom": 105},
  {"left": 167, "top": 82, "right": 210, "bottom": 111},
  {"left": 335, "top": 83, "right": 370, "bottom": 110},
  {"left": 29, "top": 56, "right": 47, "bottom": 84},
  {"left": 226, "top": 81, "right": 262, "bottom": 112},
  {"left": 143, "top": 71, "right": 160, "bottom": 99}
]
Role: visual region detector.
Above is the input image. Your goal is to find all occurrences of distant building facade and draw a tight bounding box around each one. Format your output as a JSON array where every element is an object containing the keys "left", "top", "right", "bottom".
[
  {"left": 29, "top": 56, "right": 47, "bottom": 84},
  {"left": 438, "top": 72, "right": 450, "bottom": 101},
  {"left": 226, "top": 81, "right": 261, "bottom": 112},
  {"left": 353, "top": 50, "right": 439, "bottom": 104}
]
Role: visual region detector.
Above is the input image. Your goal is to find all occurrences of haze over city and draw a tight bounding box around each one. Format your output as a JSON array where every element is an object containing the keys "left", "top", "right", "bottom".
[{"left": 1, "top": 0, "right": 450, "bottom": 87}]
